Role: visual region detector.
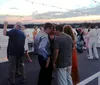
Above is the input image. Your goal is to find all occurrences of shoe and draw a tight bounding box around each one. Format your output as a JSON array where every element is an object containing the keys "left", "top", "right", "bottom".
[
  {"left": 87, "top": 57, "right": 93, "bottom": 60},
  {"left": 8, "top": 81, "right": 15, "bottom": 85},
  {"left": 20, "top": 77, "right": 27, "bottom": 83},
  {"left": 95, "top": 57, "right": 99, "bottom": 60},
  {"left": 52, "top": 77, "right": 55, "bottom": 79},
  {"left": 15, "top": 74, "right": 22, "bottom": 77},
  {"left": 21, "top": 79, "right": 26, "bottom": 83},
  {"left": 15, "top": 72, "right": 22, "bottom": 77}
]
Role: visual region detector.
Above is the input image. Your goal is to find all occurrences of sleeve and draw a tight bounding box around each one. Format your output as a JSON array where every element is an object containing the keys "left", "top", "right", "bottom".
[
  {"left": 39, "top": 36, "right": 49, "bottom": 58},
  {"left": 54, "top": 37, "right": 59, "bottom": 50},
  {"left": 6, "top": 29, "right": 15, "bottom": 37},
  {"left": 86, "top": 30, "right": 92, "bottom": 38}
]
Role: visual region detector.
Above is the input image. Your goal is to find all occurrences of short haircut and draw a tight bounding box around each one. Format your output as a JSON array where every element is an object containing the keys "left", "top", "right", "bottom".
[
  {"left": 16, "top": 22, "right": 22, "bottom": 28},
  {"left": 56, "top": 25, "right": 63, "bottom": 32},
  {"left": 44, "top": 23, "right": 53, "bottom": 30}
]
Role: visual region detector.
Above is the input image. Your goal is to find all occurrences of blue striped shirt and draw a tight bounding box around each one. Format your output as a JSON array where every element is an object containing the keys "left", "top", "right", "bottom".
[{"left": 34, "top": 31, "right": 51, "bottom": 60}]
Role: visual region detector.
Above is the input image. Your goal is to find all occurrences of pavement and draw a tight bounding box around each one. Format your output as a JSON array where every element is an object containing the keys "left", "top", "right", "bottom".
[{"left": 0, "top": 48, "right": 100, "bottom": 85}]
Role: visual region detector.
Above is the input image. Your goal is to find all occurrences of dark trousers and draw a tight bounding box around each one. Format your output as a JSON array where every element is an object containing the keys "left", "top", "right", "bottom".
[
  {"left": 37, "top": 55, "right": 53, "bottom": 85},
  {"left": 8, "top": 55, "right": 25, "bottom": 84},
  {"left": 16, "top": 56, "right": 24, "bottom": 76}
]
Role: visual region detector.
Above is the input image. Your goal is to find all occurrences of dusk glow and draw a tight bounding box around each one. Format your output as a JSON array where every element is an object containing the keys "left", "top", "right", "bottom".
[{"left": 0, "top": 0, "right": 100, "bottom": 23}]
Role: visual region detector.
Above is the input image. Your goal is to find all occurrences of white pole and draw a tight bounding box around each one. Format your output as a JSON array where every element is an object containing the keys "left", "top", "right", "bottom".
[
  {"left": 98, "top": 75, "right": 100, "bottom": 85},
  {"left": 77, "top": 72, "right": 100, "bottom": 85}
]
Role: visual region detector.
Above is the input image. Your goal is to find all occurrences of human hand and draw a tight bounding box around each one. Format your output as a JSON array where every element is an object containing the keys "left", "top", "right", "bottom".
[
  {"left": 4, "top": 21, "right": 8, "bottom": 26},
  {"left": 53, "top": 63, "right": 56, "bottom": 69},
  {"left": 66, "top": 66, "right": 72, "bottom": 74},
  {"left": 45, "top": 57, "right": 50, "bottom": 68}
]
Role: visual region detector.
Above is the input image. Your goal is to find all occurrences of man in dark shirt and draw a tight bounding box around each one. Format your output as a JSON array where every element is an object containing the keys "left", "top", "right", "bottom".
[
  {"left": 53, "top": 25, "right": 73, "bottom": 85},
  {"left": 3, "top": 22, "right": 26, "bottom": 85}
]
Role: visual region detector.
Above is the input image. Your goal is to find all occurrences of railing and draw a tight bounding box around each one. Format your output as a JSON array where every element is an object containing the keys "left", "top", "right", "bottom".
[{"left": 77, "top": 71, "right": 100, "bottom": 85}]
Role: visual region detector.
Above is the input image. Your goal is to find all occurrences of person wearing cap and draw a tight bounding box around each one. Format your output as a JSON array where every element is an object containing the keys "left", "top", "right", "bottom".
[{"left": 3, "top": 22, "right": 26, "bottom": 85}]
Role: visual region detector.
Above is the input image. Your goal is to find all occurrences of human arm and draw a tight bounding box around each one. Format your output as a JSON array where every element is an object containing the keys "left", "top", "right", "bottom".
[
  {"left": 3, "top": 22, "right": 15, "bottom": 37},
  {"left": 24, "top": 38, "right": 32, "bottom": 62},
  {"left": 86, "top": 30, "right": 92, "bottom": 38},
  {"left": 53, "top": 38, "right": 59, "bottom": 69},
  {"left": 39, "top": 35, "right": 51, "bottom": 67},
  {"left": 25, "top": 50, "right": 32, "bottom": 62},
  {"left": 39, "top": 36, "right": 49, "bottom": 59},
  {"left": 53, "top": 49, "right": 59, "bottom": 69},
  {"left": 3, "top": 21, "right": 8, "bottom": 35},
  {"left": 45, "top": 57, "right": 50, "bottom": 68}
]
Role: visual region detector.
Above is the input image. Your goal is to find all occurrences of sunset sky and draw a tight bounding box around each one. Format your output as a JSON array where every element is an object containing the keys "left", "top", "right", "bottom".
[{"left": 0, "top": 0, "right": 100, "bottom": 23}]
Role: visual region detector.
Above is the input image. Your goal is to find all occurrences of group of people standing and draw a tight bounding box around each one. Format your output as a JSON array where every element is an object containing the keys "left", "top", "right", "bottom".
[
  {"left": 74, "top": 26, "right": 100, "bottom": 60},
  {"left": 3, "top": 22, "right": 79, "bottom": 85}
]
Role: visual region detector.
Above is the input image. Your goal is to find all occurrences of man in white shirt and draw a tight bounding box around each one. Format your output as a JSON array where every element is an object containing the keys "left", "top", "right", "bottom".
[{"left": 87, "top": 27, "right": 99, "bottom": 59}]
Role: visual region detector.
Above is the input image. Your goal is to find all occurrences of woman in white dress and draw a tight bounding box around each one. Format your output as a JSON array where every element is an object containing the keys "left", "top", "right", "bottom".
[{"left": 21, "top": 26, "right": 32, "bottom": 62}]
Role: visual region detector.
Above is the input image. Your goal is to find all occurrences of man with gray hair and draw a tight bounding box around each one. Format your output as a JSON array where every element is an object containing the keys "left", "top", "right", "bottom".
[{"left": 3, "top": 22, "right": 26, "bottom": 85}]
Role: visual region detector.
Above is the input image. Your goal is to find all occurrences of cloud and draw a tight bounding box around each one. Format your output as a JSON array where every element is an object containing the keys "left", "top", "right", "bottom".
[
  {"left": 0, "top": 4, "right": 100, "bottom": 23},
  {"left": 32, "top": 11, "right": 64, "bottom": 19},
  {"left": 0, "top": 15, "right": 7, "bottom": 20},
  {"left": 31, "top": 4, "right": 100, "bottom": 19},
  {"left": 10, "top": 7, "right": 19, "bottom": 10}
]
